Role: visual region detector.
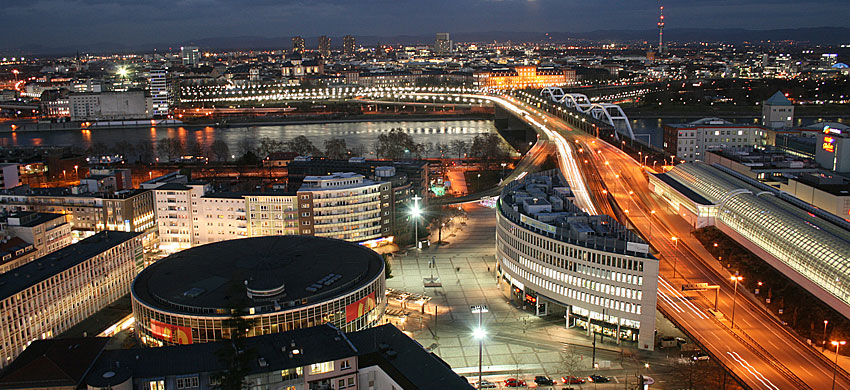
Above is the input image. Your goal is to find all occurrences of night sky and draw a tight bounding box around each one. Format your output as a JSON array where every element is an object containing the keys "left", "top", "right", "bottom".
[{"left": 5, "top": 0, "right": 850, "bottom": 49}]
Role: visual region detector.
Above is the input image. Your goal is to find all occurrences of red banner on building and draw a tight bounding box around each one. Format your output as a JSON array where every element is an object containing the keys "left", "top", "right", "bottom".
[
  {"left": 151, "top": 319, "right": 193, "bottom": 344},
  {"left": 345, "top": 292, "right": 376, "bottom": 323}
]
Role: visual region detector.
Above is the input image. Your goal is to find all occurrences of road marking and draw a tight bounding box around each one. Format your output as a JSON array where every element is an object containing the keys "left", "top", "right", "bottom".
[{"left": 727, "top": 351, "right": 780, "bottom": 390}]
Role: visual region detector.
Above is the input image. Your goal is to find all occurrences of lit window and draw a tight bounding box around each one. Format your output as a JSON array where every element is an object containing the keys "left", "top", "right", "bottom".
[{"left": 310, "top": 361, "right": 334, "bottom": 374}]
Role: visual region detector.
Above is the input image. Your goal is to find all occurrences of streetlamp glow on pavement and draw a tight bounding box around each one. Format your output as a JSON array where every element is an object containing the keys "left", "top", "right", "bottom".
[
  {"left": 730, "top": 275, "right": 743, "bottom": 329},
  {"left": 833, "top": 340, "right": 846, "bottom": 390}
]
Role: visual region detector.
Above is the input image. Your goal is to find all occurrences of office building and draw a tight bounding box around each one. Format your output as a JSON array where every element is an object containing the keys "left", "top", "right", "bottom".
[
  {"left": 292, "top": 36, "right": 306, "bottom": 54},
  {"left": 3, "top": 212, "right": 71, "bottom": 260},
  {"left": 473, "top": 66, "right": 577, "bottom": 89},
  {"left": 343, "top": 35, "right": 356, "bottom": 56},
  {"left": 131, "top": 236, "right": 386, "bottom": 347},
  {"left": 662, "top": 118, "right": 769, "bottom": 163},
  {"left": 0, "top": 231, "right": 142, "bottom": 368},
  {"left": 0, "top": 188, "right": 155, "bottom": 238},
  {"left": 496, "top": 171, "right": 658, "bottom": 350},
  {"left": 816, "top": 126, "right": 850, "bottom": 173},
  {"left": 148, "top": 66, "right": 169, "bottom": 117},
  {"left": 434, "top": 33, "right": 452, "bottom": 55},
  {"left": 180, "top": 46, "right": 200, "bottom": 67},
  {"left": 319, "top": 35, "right": 331, "bottom": 57},
  {"left": 0, "top": 164, "right": 19, "bottom": 190},
  {"left": 649, "top": 163, "right": 850, "bottom": 318},
  {"left": 762, "top": 91, "right": 794, "bottom": 128},
  {"left": 69, "top": 91, "right": 152, "bottom": 122},
  {"left": 0, "top": 324, "right": 472, "bottom": 390}
]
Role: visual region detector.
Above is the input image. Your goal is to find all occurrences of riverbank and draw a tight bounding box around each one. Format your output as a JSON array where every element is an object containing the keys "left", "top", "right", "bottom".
[{"left": 0, "top": 113, "right": 492, "bottom": 133}]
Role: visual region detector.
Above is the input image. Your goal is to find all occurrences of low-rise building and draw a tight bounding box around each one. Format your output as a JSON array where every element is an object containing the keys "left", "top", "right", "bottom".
[
  {"left": 0, "top": 238, "right": 37, "bottom": 274},
  {"left": 474, "top": 66, "right": 576, "bottom": 89},
  {"left": 3, "top": 212, "right": 71, "bottom": 259},
  {"left": 0, "top": 324, "right": 472, "bottom": 390},
  {"left": 780, "top": 173, "right": 850, "bottom": 219},
  {"left": 0, "top": 231, "right": 142, "bottom": 368},
  {"left": 69, "top": 90, "right": 152, "bottom": 122},
  {"left": 0, "top": 164, "right": 19, "bottom": 190},
  {"left": 662, "top": 118, "right": 769, "bottom": 163}
]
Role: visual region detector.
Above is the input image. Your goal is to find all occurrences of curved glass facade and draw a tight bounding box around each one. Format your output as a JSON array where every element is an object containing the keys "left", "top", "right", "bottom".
[
  {"left": 667, "top": 163, "right": 850, "bottom": 310},
  {"left": 133, "top": 276, "right": 385, "bottom": 347}
]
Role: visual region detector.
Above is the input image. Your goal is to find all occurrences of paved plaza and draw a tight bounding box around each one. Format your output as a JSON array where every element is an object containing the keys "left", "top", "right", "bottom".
[{"left": 385, "top": 204, "right": 682, "bottom": 388}]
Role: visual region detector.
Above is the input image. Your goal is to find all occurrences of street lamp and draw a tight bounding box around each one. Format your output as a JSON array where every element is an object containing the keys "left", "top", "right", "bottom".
[
  {"left": 824, "top": 320, "right": 829, "bottom": 350},
  {"left": 649, "top": 210, "right": 656, "bottom": 241},
  {"left": 412, "top": 195, "right": 422, "bottom": 248},
  {"left": 472, "top": 305, "right": 489, "bottom": 387},
  {"left": 833, "top": 340, "right": 846, "bottom": 390},
  {"left": 730, "top": 275, "right": 743, "bottom": 329}
]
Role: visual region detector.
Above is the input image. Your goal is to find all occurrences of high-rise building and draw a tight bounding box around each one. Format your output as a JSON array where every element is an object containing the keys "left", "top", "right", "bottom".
[
  {"left": 148, "top": 66, "right": 169, "bottom": 117},
  {"left": 180, "top": 46, "right": 200, "bottom": 67},
  {"left": 343, "top": 35, "right": 356, "bottom": 56},
  {"left": 318, "top": 35, "right": 331, "bottom": 57},
  {"left": 434, "top": 32, "right": 452, "bottom": 55},
  {"left": 292, "top": 36, "right": 306, "bottom": 54}
]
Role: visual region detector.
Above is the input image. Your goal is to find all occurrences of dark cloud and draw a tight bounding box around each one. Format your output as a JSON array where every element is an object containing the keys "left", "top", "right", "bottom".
[{"left": 2, "top": 0, "right": 849, "bottom": 50}]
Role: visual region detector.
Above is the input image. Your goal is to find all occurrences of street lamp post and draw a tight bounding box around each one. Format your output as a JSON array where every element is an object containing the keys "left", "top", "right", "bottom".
[
  {"left": 649, "top": 210, "right": 656, "bottom": 241},
  {"left": 833, "top": 340, "right": 846, "bottom": 390},
  {"left": 824, "top": 320, "right": 830, "bottom": 350},
  {"left": 730, "top": 275, "right": 743, "bottom": 329},
  {"left": 671, "top": 237, "right": 678, "bottom": 277},
  {"left": 472, "top": 305, "right": 489, "bottom": 387},
  {"left": 412, "top": 195, "right": 422, "bottom": 248}
]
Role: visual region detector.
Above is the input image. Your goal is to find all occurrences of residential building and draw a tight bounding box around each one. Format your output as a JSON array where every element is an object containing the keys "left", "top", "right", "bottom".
[
  {"left": 245, "top": 191, "right": 300, "bottom": 237},
  {"left": 3, "top": 212, "right": 71, "bottom": 260},
  {"left": 662, "top": 118, "right": 769, "bottom": 163},
  {"left": 318, "top": 35, "right": 331, "bottom": 57},
  {"left": 296, "top": 173, "right": 391, "bottom": 242},
  {"left": 496, "top": 170, "right": 659, "bottom": 350},
  {"left": 180, "top": 46, "right": 200, "bottom": 67},
  {"left": 69, "top": 91, "right": 152, "bottom": 122},
  {"left": 292, "top": 36, "right": 306, "bottom": 54},
  {"left": 281, "top": 57, "right": 324, "bottom": 77},
  {"left": 195, "top": 193, "right": 248, "bottom": 245},
  {"left": 0, "top": 231, "right": 142, "bottom": 368},
  {"left": 762, "top": 91, "right": 794, "bottom": 128},
  {"left": 343, "top": 35, "right": 356, "bottom": 56},
  {"left": 0, "top": 324, "right": 472, "bottom": 390},
  {"left": 0, "top": 164, "right": 19, "bottom": 190},
  {"left": 0, "top": 238, "right": 37, "bottom": 275},
  {"left": 149, "top": 66, "right": 169, "bottom": 117},
  {"left": 153, "top": 182, "right": 208, "bottom": 253}
]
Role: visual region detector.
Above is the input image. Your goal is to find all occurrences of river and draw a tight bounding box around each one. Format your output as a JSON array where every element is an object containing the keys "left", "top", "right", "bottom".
[{"left": 0, "top": 119, "right": 497, "bottom": 158}]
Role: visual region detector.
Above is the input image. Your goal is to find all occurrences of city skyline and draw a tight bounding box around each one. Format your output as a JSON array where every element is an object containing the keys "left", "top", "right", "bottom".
[{"left": 4, "top": 0, "right": 850, "bottom": 52}]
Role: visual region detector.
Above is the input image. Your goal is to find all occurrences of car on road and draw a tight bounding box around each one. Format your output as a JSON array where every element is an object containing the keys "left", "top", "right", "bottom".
[
  {"left": 534, "top": 376, "right": 555, "bottom": 385},
  {"left": 476, "top": 380, "right": 497, "bottom": 388},
  {"left": 588, "top": 375, "right": 610, "bottom": 383},
  {"left": 561, "top": 376, "right": 585, "bottom": 384},
  {"left": 504, "top": 378, "right": 527, "bottom": 387},
  {"left": 693, "top": 352, "right": 710, "bottom": 361}
]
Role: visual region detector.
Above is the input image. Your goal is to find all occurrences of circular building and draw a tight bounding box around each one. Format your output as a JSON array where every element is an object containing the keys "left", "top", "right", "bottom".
[{"left": 131, "top": 236, "right": 385, "bottom": 347}]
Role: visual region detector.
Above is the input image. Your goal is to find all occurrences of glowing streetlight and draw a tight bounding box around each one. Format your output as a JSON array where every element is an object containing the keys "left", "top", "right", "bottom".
[
  {"left": 411, "top": 195, "right": 422, "bottom": 248},
  {"left": 471, "top": 305, "right": 489, "bottom": 387},
  {"left": 730, "top": 275, "right": 743, "bottom": 329},
  {"left": 833, "top": 340, "right": 846, "bottom": 390},
  {"left": 117, "top": 66, "right": 129, "bottom": 78}
]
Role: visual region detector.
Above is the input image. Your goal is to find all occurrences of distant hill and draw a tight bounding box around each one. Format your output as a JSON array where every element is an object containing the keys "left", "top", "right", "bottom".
[{"left": 6, "top": 27, "right": 850, "bottom": 56}]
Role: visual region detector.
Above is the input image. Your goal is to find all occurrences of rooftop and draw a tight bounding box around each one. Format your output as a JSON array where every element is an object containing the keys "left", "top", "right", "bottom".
[
  {"left": 4, "top": 211, "right": 65, "bottom": 227},
  {"left": 131, "top": 236, "right": 384, "bottom": 315},
  {"left": 0, "top": 325, "right": 472, "bottom": 390},
  {"left": 764, "top": 90, "right": 793, "bottom": 106},
  {"left": 0, "top": 231, "right": 139, "bottom": 302}
]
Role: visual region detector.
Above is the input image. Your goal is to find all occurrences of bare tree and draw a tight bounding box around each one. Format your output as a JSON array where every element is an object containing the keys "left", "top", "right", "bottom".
[
  {"left": 324, "top": 138, "right": 349, "bottom": 159},
  {"left": 449, "top": 140, "right": 468, "bottom": 159},
  {"left": 211, "top": 140, "right": 230, "bottom": 162}
]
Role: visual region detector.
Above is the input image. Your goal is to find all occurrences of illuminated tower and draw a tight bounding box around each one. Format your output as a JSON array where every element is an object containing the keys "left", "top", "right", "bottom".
[{"left": 657, "top": 6, "right": 665, "bottom": 54}]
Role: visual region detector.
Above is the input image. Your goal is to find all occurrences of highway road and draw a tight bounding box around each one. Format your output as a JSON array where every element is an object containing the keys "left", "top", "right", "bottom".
[{"left": 499, "top": 93, "right": 850, "bottom": 390}]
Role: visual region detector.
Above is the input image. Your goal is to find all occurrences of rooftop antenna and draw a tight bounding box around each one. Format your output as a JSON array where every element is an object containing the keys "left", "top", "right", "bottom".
[{"left": 657, "top": 5, "right": 665, "bottom": 54}]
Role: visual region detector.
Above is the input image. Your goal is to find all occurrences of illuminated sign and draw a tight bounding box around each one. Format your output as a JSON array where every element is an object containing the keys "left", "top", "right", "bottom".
[
  {"left": 824, "top": 125, "right": 842, "bottom": 135},
  {"left": 151, "top": 319, "right": 192, "bottom": 344},
  {"left": 519, "top": 214, "right": 558, "bottom": 234},
  {"left": 823, "top": 136, "right": 836, "bottom": 153},
  {"left": 345, "top": 292, "right": 376, "bottom": 323}
]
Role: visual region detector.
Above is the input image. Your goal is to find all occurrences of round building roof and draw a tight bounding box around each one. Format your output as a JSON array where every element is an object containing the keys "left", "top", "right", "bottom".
[{"left": 132, "top": 236, "right": 384, "bottom": 316}]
